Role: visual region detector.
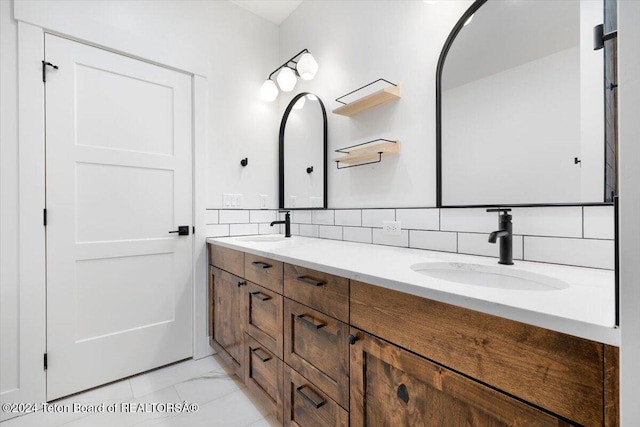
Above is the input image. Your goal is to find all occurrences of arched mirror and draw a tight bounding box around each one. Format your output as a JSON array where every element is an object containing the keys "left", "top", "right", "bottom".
[
  {"left": 437, "top": 0, "right": 617, "bottom": 206},
  {"left": 279, "top": 92, "right": 328, "bottom": 209}
]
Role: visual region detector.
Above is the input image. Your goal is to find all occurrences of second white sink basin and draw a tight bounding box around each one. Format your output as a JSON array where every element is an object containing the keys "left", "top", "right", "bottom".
[{"left": 411, "top": 262, "right": 569, "bottom": 291}]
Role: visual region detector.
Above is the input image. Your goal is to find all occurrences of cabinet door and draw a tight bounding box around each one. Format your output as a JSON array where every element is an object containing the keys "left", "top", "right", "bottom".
[
  {"left": 210, "top": 266, "right": 246, "bottom": 380},
  {"left": 349, "top": 328, "right": 575, "bottom": 427},
  {"left": 284, "top": 298, "right": 349, "bottom": 409},
  {"left": 245, "top": 334, "right": 284, "bottom": 424}
]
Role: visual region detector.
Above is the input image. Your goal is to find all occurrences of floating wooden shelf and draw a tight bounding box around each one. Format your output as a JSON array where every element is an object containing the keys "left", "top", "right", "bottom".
[
  {"left": 333, "top": 139, "right": 401, "bottom": 169},
  {"left": 332, "top": 82, "right": 401, "bottom": 117}
]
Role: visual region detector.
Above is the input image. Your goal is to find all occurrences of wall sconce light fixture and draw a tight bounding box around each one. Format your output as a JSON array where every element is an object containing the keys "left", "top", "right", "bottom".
[{"left": 260, "top": 49, "right": 318, "bottom": 102}]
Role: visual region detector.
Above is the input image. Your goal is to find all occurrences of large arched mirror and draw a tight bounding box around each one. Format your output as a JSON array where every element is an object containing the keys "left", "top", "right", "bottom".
[
  {"left": 279, "top": 92, "right": 328, "bottom": 209},
  {"left": 437, "top": 0, "right": 617, "bottom": 206}
]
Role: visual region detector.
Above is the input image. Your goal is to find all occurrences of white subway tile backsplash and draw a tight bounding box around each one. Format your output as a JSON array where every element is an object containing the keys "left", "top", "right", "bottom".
[
  {"left": 205, "top": 210, "right": 219, "bottom": 224},
  {"left": 511, "top": 207, "right": 582, "bottom": 237},
  {"left": 293, "top": 210, "right": 312, "bottom": 224},
  {"left": 583, "top": 206, "right": 615, "bottom": 239},
  {"left": 319, "top": 225, "right": 342, "bottom": 240},
  {"left": 299, "top": 224, "right": 319, "bottom": 238},
  {"left": 290, "top": 224, "right": 300, "bottom": 236},
  {"left": 409, "top": 230, "right": 457, "bottom": 253},
  {"left": 458, "top": 233, "right": 524, "bottom": 260},
  {"left": 343, "top": 227, "right": 372, "bottom": 244},
  {"left": 205, "top": 224, "right": 229, "bottom": 237},
  {"left": 335, "top": 210, "right": 362, "bottom": 226},
  {"left": 219, "top": 210, "right": 249, "bottom": 224},
  {"left": 524, "top": 236, "right": 614, "bottom": 269},
  {"left": 312, "top": 210, "right": 335, "bottom": 225},
  {"left": 230, "top": 223, "right": 259, "bottom": 236},
  {"left": 372, "top": 229, "right": 409, "bottom": 247},
  {"left": 362, "top": 209, "right": 395, "bottom": 228},
  {"left": 258, "top": 223, "right": 279, "bottom": 234},
  {"left": 250, "top": 210, "right": 276, "bottom": 224},
  {"left": 440, "top": 208, "right": 496, "bottom": 233},
  {"left": 396, "top": 208, "right": 439, "bottom": 230}
]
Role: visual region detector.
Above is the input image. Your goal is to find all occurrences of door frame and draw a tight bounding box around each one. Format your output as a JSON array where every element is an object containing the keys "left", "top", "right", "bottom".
[{"left": 15, "top": 22, "right": 210, "bottom": 404}]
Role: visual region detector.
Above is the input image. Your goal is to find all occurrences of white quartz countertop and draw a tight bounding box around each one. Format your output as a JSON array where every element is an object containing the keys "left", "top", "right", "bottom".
[{"left": 207, "top": 235, "right": 619, "bottom": 346}]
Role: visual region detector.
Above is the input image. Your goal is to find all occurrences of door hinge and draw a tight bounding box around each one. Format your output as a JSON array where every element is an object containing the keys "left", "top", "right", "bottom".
[
  {"left": 43, "top": 209, "right": 47, "bottom": 226},
  {"left": 44, "top": 353, "right": 48, "bottom": 370},
  {"left": 42, "top": 60, "right": 58, "bottom": 83}
]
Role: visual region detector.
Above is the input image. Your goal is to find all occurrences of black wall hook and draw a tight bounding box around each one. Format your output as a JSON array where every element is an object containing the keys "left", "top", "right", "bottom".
[
  {"left": 240, "top": 158, "right": 248, "bottom": 167},
  {"left": 306, "top": 166, "right": 314, "bottom": 174}
]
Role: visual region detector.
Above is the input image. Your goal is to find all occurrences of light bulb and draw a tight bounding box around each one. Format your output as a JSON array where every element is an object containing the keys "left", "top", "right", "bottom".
[
  {"left": 293, "top": 96, "right": 306, "bottom": 110},
  {"left": 296, "top": 53, "right": 318, "bottom": 81},
  {"left": 276, "top": 67, "right": 297, "bottom": 92},
  {"left": 260, "top": 79, "right": 278, "bottom": 101}
]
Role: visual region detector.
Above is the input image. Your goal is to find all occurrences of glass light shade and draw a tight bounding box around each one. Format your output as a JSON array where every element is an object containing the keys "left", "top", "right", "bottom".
[
  {"left": 260, "top": 79, "right": 278, "bottom": 101},
  {"left": 293, "top": 96, "right": 306, "bottom": 110},
  {"left": 306, "top": 94, "right": 318, "bottom": 101},
  {"left": 296, "top": 53, "right": 318, "bottom": 80},
  {"left": 464, "top": 15, "right": 473, "bottom": 26},
  {"left": 276, "top": 67, "right": 297, "bottom": 92}
]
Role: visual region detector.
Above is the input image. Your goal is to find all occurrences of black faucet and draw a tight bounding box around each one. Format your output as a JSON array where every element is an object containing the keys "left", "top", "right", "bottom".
[
  {"left": 487, "top": 208, "right": 513, "bottom": 265},
  {"left": 270, "top": 210, "right": 291, "bottom": 237}
]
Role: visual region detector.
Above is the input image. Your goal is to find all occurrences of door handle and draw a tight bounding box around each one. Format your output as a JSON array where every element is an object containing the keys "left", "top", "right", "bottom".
[{"left": 168, "top": 226, "right": 190, "bottom": 236}]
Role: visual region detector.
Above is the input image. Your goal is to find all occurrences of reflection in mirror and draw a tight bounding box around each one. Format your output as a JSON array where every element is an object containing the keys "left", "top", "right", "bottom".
[
  {"left": 438, "top": 0, "right": 614, "bottom": 206},
  {"left": 279, "top": 93, "right": 327, "bottom": 209}
]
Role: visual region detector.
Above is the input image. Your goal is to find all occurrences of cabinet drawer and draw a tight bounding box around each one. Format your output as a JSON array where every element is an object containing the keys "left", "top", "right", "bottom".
[
  {"left": 284, "top": 365, "right": 348, "bottom": 427},
  {"left": 245, "top": 253, "right": 283, "bottom": 294},
  {"left": 244, "top": 334, "right": 283, "bottom": 424},
  {"left": 349, "top": 329, "right": 573, "bottom": 427},
  {"left": 351, "top": 280, "right": 605, "bottom": 426},
  {"left": 284, "top": 264, "right": 348, "bottom": 322},
  {"left": 209, "top": 244, "right": 244, "bottom": 277},
  {"left": 246, "top": 282, "right": 283, "bottom": 358},
  {"left": 284, "top": 298, "right": 349, "bottom": 409}
]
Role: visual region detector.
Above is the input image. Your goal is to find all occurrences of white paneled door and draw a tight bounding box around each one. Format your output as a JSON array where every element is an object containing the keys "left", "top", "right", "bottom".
[{"left": 45, "top": 34, "right": 193, "bottom": 400}]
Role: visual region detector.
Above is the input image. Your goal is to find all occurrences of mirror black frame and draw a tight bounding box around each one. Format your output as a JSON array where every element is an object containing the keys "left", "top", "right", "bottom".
[
  {"left": 435, "top": 0, "right": 613, "bottom": 208},
  {"left": 279, "top": 92, "right": 328, "bottom": 209}
]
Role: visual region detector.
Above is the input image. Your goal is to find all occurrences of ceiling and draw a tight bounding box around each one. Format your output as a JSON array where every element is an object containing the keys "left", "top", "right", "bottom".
[{"left": 230, "top": 1, "right": 303, "bottom": 25}]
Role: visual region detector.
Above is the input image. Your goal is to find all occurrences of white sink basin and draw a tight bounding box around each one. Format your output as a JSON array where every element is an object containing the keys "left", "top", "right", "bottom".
[
  {"left": 237, "top": 235, "right": 287, "bottom": 242},
  {"left": 410, "top": 262, "right": 569, "bottom": 291}
]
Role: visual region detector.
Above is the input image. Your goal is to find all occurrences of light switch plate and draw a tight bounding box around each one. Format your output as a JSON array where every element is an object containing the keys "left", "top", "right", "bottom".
[
  {"left": 260, "top": 194, "right": 268, "bottom": 209},
  {"left": 383, "top": 221, "right": 402, "bottom": 236},
  {"left": 223, "top": 194, "right": 232, "bottom": 208}
]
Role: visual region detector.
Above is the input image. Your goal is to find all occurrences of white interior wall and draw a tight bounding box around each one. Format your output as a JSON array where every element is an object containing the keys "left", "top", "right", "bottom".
[
  {"left": 618, "top": 0, "right": 640, "bottom": 422},
  {"left": 278, "top": 0, "right": 473, "bottom": 208}
]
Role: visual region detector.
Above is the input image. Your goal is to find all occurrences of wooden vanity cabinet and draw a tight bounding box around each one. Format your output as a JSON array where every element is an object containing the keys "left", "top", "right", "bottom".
[
  {"left": 283, "top": 298, "right": 350, "bottom": 409},
  {"left": 209, "top": 265, "right": 246, "bottom": 381},
  {"left": 244, "top": 334, "right": 284, "bottom": 423},
  {"left": 349, "top": 329, "right": 574, "bottom": 427},
  {"left": 284, "top": 365, "right": 348, "bottom": 427}
]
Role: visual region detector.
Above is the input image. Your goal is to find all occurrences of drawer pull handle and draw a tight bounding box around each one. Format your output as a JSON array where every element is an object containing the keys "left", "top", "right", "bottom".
[
  {"left": 237, "top": 281, "right": 247, "bottom": 287},
  {"left": 250, "top": 291, "right": 272, "bottom": 301},
  {"left": 296, "top": 385, "right": 325, "bottom": 409},
  {"left": 296, "top": 275, "right": 325, "bottom": 287},
  {"left": 251, "top": 261, "right": 272, "bottom": 269},
  {"left": 251, "top": 347, "right": 272, "bottom": 363},
  {"left": 296, "top": 314, "right": 326, "bottom": 329}
]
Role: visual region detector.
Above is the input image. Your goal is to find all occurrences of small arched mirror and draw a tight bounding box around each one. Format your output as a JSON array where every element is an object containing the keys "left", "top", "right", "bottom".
[{"left": 279, "top": 93, "right": 327, "bottom": 209}]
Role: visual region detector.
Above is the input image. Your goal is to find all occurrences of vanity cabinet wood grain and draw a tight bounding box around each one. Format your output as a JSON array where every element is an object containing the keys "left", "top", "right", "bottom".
[
  {"left": 244, "top": 333, "right": 284, "bottom": 424},
  {"left": 246, "top": 281, "right": 284, "bottom": 358},
  {"left": 283, "top": 298, "right": 350, "bottom": 409},
  {"left": 349, "top": 328, "right": 574, "bottom": 427},
  {"left": 209, "top": 265, "right": 245, "bottom": 381},
  {"left": 284, "top": 365, "right": 348, "bottom": 427},
  {"left": 350, "top": 279, "right": 618, "bottom": 427}
]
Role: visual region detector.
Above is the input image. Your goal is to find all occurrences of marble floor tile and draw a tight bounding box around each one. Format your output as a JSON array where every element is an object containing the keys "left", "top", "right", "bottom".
[
  {"left": 60, "top": 386, "right": 182, "bottom": 427},
  {"left": 246, "top": 414, "right": 281, "bottom": 427},
  {"left": 151, "top": 388, "right": 266, "bottom": 427},
  {"left": 129, "top": 356, "right": 222, "bottom": 398},
  {"left": 173, "top": 369, "right": 246, "bottom": 407}
]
